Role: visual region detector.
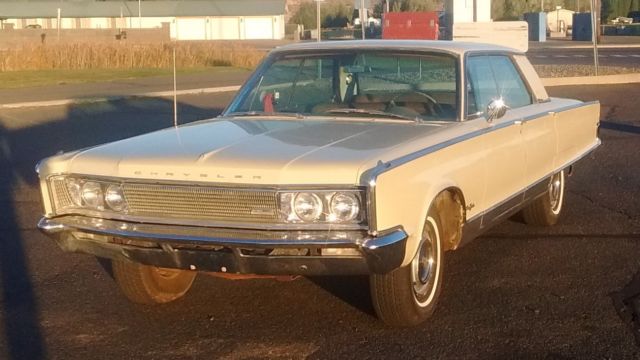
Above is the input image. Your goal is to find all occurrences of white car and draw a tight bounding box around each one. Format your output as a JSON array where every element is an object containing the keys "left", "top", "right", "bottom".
[{"left": 37, "top": 40, "right": 600, "bottom": 326}]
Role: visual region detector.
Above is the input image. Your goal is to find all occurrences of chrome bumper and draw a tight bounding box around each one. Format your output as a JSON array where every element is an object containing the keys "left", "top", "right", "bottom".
[{"left": 38, "top": 216, "right": 408, "bottom": 275}]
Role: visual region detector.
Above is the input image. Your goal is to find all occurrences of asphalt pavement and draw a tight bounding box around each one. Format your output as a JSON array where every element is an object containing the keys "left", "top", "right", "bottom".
[
  {"left": 527, "top": 47, "right": 640, "bottom": 67},
  {"left": 0, "top": 69, "right": 251, "bottom": 106},
  {"left": 0, "top": 82, "right": 639, "bottom": 359}
]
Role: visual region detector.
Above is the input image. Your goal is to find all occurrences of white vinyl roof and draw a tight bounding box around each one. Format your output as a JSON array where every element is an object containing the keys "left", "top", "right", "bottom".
[{"left": 272, "top": 40, "right": 522, "bottom": 56}]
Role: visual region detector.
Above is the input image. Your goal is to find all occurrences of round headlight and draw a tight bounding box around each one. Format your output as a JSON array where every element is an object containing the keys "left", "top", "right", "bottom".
[
  {"left": 81, "top": 181, "right": 104, "bottom": 209},
  {"left": 66, "top": 178, "right": 83, "bottom": 206},
  {"left": 329, "top": 192, "right": 360, "bottom": 222},
  {"left": 293, "top": 193, "right": 323, "bottom": 222},
  {"left": 105, "top": 185, "right": 126, "bottom": 212}
]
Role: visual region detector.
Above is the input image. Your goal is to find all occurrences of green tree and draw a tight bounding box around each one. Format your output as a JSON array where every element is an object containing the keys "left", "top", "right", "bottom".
[
  {"left": 394, "top": 0, "right": 440, "bottom": 11},
  {"left": 289, "top": 0, "right": 353, "bottom": 29},
  {"left": 289, "top": 2, "right": 316, "bottom": 28}
]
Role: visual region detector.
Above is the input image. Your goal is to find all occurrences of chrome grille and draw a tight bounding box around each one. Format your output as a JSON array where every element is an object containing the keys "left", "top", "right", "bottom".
[
  {"left": 51, "top": 178, "right": 73, "bottom": 209},
  {"left": 122, "top": 183, "right": 279, "bottom": 223}
]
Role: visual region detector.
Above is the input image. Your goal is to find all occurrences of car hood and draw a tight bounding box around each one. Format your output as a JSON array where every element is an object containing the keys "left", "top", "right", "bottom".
[{"left": 61, "top": 117, "right": 451, "bottom": 185}]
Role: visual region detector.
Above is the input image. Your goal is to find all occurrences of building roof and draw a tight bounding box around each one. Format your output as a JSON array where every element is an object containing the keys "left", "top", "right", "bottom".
[
  {"left": 0, "top": 0, "right": 286, "bottom": 18},
  {"left": 272, "top": 40, "right": 522, "bottom": 56}
]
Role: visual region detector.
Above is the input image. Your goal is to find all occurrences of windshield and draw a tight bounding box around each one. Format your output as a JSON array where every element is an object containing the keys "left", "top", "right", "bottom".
[{"left": 226, "top": 51, "right": 459, "bottom": 122}]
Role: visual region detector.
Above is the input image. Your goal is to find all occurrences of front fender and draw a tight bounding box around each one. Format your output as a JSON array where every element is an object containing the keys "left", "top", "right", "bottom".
[{"left": 373, "top": 167, "right": 463, "bottom": 267}]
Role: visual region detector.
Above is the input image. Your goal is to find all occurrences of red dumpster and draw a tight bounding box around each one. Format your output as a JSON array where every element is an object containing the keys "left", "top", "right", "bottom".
[{"left": 382, "top": 12, "right": 439, "bottom": 40}]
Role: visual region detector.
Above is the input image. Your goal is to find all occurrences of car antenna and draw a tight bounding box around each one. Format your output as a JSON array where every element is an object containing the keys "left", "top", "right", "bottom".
[{"left": 173, "top": 46, "right": 178, "bottom": 128}]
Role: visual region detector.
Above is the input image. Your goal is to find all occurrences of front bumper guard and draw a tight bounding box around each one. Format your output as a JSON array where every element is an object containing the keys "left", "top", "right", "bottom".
[{"left": 38, "top": 216, "right": 408, "bottom": 276}]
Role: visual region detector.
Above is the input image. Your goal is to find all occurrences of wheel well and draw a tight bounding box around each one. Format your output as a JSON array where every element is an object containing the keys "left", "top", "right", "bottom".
[{"left": 432, "top": 188, "right": 465, "bottom": 251}]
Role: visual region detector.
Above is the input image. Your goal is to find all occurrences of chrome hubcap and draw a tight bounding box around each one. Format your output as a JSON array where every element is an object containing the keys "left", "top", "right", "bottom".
[
  {"left": 549, "top": 173, "right": 562, "bottom": 211},
  {"left": 412, "top": 222, "right": 437, "bottom": 302}
]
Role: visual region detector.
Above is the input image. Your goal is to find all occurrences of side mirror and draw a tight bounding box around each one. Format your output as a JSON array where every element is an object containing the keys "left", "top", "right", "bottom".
[{"left": 485, "top": 98, "right": 508, "bottom": 123}]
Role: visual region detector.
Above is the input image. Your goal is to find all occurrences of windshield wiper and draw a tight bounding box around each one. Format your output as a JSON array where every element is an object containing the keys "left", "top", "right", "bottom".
[
  {"left": 226, "top": 111, "right": 305, "bottom": 119},
  {"left": 325, "top": 108, "right": 418, "bottom": 122}
]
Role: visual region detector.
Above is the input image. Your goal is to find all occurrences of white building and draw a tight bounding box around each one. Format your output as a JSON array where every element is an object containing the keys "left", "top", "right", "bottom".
[
  {"left": 546, "top": 8, "right": 576, "bottom": 32},
  {"left": 0, "top": 0, "right": 286, "bottom": 40}
]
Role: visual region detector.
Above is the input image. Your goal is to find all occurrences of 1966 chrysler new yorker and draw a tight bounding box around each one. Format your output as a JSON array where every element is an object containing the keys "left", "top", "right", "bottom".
[{"left": 37, "top": 40, "right": 600, "bottom": 326}]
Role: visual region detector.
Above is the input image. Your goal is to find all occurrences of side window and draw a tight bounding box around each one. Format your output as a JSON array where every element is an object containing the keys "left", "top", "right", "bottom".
[
  {"left": 489, "top": 56, "right": 532, "bottom": 109},
  {"left": 466, "top": 56, "right": 496, "bottom": 117},
  {"left": 466, "top": 55, "right": 533, "bottom": 118}
]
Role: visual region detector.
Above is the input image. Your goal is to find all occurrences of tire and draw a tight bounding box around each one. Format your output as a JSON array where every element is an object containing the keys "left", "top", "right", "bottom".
[
  {"left": 370, "top": 209, "right": 445, "bottom": 327},
  {"left": 522, "top": 170, "right": 565, "bottom": 226},
  {"left": 112, "top": 260, "right": 196, "bottom": 305}
]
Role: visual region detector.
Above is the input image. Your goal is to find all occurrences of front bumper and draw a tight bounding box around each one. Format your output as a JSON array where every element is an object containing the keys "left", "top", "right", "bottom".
[{"left": 38, "top": 216, "right": 408, "bottom": 276}]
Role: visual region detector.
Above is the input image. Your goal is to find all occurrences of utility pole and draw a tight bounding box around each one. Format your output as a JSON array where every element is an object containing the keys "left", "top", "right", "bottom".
[
  {"left": 57, "top": 8, "right": 61, "bottom": 41},
  {"left": 360, "top": 0, "right": 365, "bottom": 40},
  {"left": 315, "top": 0, "right": 324, "bottom": 42},
  {"left": 138, "top": 0, "right": 142, "bottom": 29},
  {"left": 590, "top": 0, "right": 599, "bottom": 75}
]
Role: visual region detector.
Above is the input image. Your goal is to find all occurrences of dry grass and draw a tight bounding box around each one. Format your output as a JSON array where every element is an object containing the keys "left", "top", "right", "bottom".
[{"left": 0, "top": 42, "right": 266, "bottom": 72}]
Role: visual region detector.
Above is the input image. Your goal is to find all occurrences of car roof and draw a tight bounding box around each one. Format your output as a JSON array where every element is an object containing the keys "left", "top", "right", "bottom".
[{"left": 271, "top": 40, "right": 522, "bottom": 56}]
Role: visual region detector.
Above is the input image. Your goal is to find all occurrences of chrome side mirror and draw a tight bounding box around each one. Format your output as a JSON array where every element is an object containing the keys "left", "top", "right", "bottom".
[{"left": 485, "top": 98, "right": 508, "bottom": 123}]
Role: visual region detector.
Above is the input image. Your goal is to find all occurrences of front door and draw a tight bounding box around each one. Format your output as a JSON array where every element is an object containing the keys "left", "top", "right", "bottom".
[{"left": 465, "top": 54, "right": 530, "bottom": 226}]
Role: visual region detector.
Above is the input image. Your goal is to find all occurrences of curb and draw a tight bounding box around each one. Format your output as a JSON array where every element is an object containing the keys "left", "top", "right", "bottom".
[
  {"left": 0, "top": 85, "right": 241, "bottom": 110},
  {"left": 542, "top": 73, "right": 640, "bottom": 86}
]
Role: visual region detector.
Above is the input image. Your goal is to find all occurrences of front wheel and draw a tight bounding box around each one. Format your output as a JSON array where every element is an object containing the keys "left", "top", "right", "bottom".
[
  {"left": 522, "top": 170, "right": 565, "bottom": 226},
  {"left": 370, "top": 210, "right": 444, "bottom": 327},
  {"left": 112, "top": 260, "right": 196, "bottom": 305}
]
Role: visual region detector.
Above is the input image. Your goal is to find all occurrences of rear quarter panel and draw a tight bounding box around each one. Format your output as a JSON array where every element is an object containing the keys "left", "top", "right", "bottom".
[{"left": 553, "top": 100, "right": 601, "bottom": 169}]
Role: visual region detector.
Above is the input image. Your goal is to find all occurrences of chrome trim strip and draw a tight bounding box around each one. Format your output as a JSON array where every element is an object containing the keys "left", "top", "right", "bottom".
[
  {"left": 47, "top": 173, "right": 366, "bottom": 191},
  {"left": 481, "top": 190, "right": 525, "bottom": 228},
  {"left": 523, "top": 176, "right": 551, "bottom": 204},
  {"left": 361, "top": 101, "right": 600, "bottom": 232},
  {"left": 38, "top": 216, "right": 407, "bottom": 250}
]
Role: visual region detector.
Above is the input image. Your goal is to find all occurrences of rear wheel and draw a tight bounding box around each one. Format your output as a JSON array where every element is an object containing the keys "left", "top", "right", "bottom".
[
  {"left": 522, "top": 170, "right": 565, "bottom": 226},
  {"left": 370, "top": 209, "right": 444, "bottom": 327},
  {"left": 112, "top": 260, "right": 196, "bottom": 304}
]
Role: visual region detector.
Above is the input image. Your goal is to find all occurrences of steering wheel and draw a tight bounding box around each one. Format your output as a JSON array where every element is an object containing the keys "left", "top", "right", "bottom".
[{"left": 389, "top": 91, "right": 445, "bottom": 117}]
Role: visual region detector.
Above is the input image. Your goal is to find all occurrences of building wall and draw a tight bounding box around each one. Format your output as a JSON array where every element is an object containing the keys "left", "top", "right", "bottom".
[
  {"left": 547, "top": 9, "right": 575, "bottom": 30},
  {"left": 452, "top": 0, "right": 492, "bottom": 22},
  {"left": 170, "top": 15, "right": 285, "bottom": 40},
  {"left": 3, "top": 15, "right": 285, "bottom": 40}
]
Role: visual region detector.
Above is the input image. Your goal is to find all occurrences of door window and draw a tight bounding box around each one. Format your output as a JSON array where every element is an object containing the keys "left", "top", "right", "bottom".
[{"left": 466, "top": 55, "right": 532, "bottom": 118}]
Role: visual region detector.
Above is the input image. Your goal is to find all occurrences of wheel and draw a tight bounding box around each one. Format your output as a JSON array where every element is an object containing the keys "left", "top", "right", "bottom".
[
  {"left": 522, "top": 170, "right": 565, "bottom": 226},
  {"left": 370, "top": 209, "right": 445, "bottom": 327},
  {"left": 112, "top": 260, "right": 196, "bottom": 304}
]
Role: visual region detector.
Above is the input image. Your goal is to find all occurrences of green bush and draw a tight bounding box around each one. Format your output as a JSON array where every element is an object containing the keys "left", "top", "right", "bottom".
[{"left": 289, "top": 0, "right": 353, "bottom": 29}]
